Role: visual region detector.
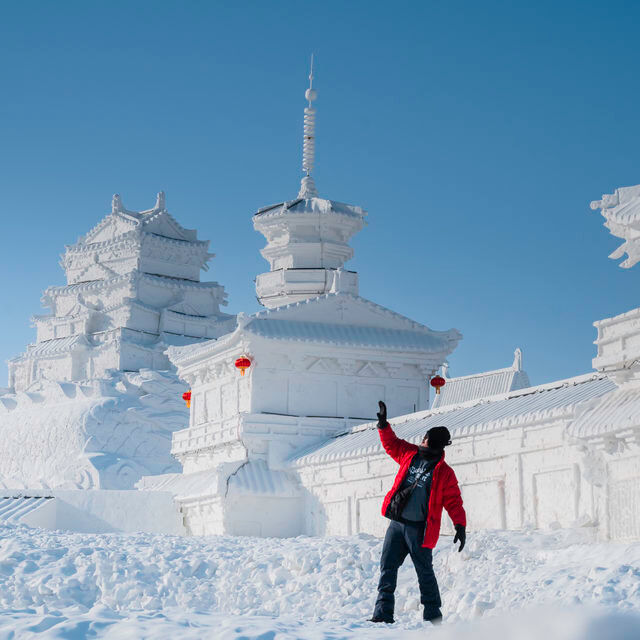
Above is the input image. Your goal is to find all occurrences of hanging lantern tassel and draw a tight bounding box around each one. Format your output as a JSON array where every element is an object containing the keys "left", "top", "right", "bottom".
[
  {"left": 430, "top": 375, "right": 446, "bottom": 395},
  {"left": 182, "top": 390, "right": 191, "bottom": 408},
  {"left": 235, "top": 356, "right": 252, "bottom": 377}
]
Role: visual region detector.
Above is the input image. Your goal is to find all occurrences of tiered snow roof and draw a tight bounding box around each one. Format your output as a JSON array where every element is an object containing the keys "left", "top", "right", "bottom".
[
  {"left": 63, "top": 192, "right": 213, "bottom": 284},
  {"left": 168, "top": 292, "right": 462, "bottom": 367},
  {"left": 431, "top": 348, "right": 530, "bottom": 409},
  {"left": 291, "top": 373, "right": 615, "bottom": 465},
  {"left": 138, "top": 460, "right": 300, "bottom": 500},
  {"left": 253, "top": 196, "right": 366, "bottom": 308}
]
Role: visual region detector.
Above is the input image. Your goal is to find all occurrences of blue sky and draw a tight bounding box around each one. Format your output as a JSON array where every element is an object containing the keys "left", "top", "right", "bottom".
[{"left": 1, "top": 1, "right": 640, "bottom": 388}]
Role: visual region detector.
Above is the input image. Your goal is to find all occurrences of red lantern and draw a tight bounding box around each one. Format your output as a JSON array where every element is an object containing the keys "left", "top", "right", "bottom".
[
  {"left": 182, "top": 390, "right": 191, "bottom": 408},
  {"left": 235, "top": 357, "right": 252, "bottom": 376},
  {"left": 430, "top": 375, "right": 446, "bottom": 395}
]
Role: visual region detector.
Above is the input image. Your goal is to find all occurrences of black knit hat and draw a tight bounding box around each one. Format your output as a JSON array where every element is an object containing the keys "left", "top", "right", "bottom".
[{"left": 425, "top": 426, "right": 452, "bottom": 449}]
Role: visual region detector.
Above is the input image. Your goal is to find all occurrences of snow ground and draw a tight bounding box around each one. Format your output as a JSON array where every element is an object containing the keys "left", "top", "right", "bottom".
[{"left": 0, "top": 525, "right": 639, "bottom": 639}]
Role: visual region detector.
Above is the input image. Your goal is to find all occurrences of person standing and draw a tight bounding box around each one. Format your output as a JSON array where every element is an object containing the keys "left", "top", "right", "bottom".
[{"left": 370, "top": 401, "right": 466, "bottom": 625}]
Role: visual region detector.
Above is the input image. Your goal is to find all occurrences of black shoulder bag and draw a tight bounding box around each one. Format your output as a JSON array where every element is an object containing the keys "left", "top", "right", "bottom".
[{"left": 386, "top": 462, "right": 432, "bottom": 521}]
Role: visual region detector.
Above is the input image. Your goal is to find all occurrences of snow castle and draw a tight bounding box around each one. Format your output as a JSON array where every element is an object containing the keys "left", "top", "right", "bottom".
[{"left": 1, "top": 66, "right": 639, "bottom": 543}]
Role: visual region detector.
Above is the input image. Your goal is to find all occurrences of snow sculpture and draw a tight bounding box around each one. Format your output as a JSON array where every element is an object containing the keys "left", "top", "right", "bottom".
[
  {"left": 155, "top": 64, "right": 462, "bottom": 537},
  {"left": 1, "top": 193, "right": 234, "bottom": 489},
  {"left": 9, "top": 192, "right": 235, "bottom": 391},
  {"left": 253, "top": 60, "right": 366, "bottom": 308},
  {"left": 0, "top": 370, "right": 188, "bottom": 490},
  {"left": 591, "top": 184, "right": 640, "bottom": 268}
]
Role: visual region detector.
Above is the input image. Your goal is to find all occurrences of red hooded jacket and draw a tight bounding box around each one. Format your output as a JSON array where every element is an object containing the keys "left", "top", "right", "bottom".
[{"left": 379, "top": 423, "right": 466, "bottom": 549}]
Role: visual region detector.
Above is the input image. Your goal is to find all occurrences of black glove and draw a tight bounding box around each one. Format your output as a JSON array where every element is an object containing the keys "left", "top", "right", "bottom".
[
  {"left": 453, "top": 524, "right": 466, "bottom": 552},
  {"left": 376, "top": 401, "right": 388, "bottom": 429}
]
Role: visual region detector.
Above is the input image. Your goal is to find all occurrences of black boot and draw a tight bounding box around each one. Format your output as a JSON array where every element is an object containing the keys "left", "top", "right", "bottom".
[
  {"left": 368, "top": 615, "right": 394, "bottom": 624},
  {"left": 424, "top": 608, "right": 443, "bottom": 625}
]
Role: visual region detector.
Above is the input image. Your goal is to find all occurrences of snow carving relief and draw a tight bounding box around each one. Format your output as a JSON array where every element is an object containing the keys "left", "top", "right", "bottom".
[{"left": 591, "top": 184, "right": 640, "bottom": 268}]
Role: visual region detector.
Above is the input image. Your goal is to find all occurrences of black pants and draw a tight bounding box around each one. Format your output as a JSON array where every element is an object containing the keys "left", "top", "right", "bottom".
[{"left": 373, "top": 519, "right": 442, "bottom": 621}]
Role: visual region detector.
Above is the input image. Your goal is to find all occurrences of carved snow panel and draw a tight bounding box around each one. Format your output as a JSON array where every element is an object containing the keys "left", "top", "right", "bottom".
[
  {"left": 387, "top": 386, "right": 420, "bottom": 418},
  {"left": 289, "top": 378, "right": 337, "bottom": 417},
  {"left": 221, "top": 382, "right": 238, "bottom": 419},
  {"left": 253, "top": 374, "right": 288, "bottom": 415},
  {"left": 459, "top": 480, "right": 506, "bottom": 531},
  {"left": 324, "top": 500, "right": 349, "bottom": 536},
  {"left": 533, "top": 467, "right": 578, "bottom": 529},
  {"left": 194, "top": 392, "right": 207, "bottom": 425},
  {"left": 341, "top": 382, "right": 383, "bottom": 420},
  {"left": 357, "top": 496, "right": 387, "bottom": 537},
  {"left": 609, "top": 477, "right": 640, "bottom": 541},
  {"left": 206, "top": 387, "right": 221, "bottom": 422}
]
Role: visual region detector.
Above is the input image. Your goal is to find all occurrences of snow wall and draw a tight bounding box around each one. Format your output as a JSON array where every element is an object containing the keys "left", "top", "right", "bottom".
[{"left": 0, "top": 490, "right": 184, "bottom": 534}]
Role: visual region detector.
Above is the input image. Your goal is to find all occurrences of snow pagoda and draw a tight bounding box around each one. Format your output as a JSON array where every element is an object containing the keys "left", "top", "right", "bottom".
[
  {"left": 0, "top": 193, "right": 234, "bottom": 493},
  {"left": 9, "top": 192, "right": 234, "bottom": 391},
  {"left": 144, "top": 62, "right": 462, "bottom": 536}
]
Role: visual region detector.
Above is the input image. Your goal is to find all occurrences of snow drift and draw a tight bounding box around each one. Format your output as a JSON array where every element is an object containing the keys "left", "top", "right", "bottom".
[{"left": 0, "top": 525, "right": 638, "bottom": 638}]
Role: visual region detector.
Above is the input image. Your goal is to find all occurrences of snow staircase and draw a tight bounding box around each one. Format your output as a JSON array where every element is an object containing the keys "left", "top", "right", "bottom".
[{"left": 0, "top": 495, "right": 54, "bottom": 525}]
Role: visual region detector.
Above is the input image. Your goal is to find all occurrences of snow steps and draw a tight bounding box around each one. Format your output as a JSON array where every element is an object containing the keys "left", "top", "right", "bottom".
[{"left": 0, "top": 496, "right": 53, "bottom": 524}]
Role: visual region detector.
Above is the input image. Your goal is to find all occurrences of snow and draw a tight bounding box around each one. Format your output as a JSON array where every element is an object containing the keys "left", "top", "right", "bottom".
[
  {"left": 0, "top": 370, "right": 187, "bottom": 490},
  {"left": 1, "top": 491, "right": 184, "bottom": 534},
  {"left": 1, "top": 525, "right": 638, "bottom": 639}
]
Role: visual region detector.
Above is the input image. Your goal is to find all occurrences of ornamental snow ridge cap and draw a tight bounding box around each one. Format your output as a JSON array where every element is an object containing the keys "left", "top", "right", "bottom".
[
  {"left": 166, "top": 316, "right": 246, "bottom": 365},
  {"left": 77, "top": 209, "right": 137, "bottom": 245},
  {"left": 289, "top": 372, "right": 615, "bottom": 466},
  {"left": 44, "top": 272, "right": 224, "bottom": 297},
  {"left": 250, "top": 292, "right": 462, "bottom": 340},
  {"left": 65, "top": 230, "right": 210, "bottom": 255},
  {"left": 254, "top": 197, "right": 367, "bottom": 220},
  {"left": 44, "top": 272, "right": 135, "bottom": 296},
  {"left": 11, "top": 334, "right": 92, "bottom": 362},
  {"left": 33, "top": 297, "right": 158, "bottom": 318},
  {"left": 382, "top": 371, "right": 610, "bottom": 425},
  {"left": 141, "top": 208, "right": 198, "bottom": 242},
  {"left": 593, "top": 304, "right": 640, "bottom": 328},
  {"left": 166, "top": 293, "right": 461, "bottom": 367},
  {"left": 78, "top": 195, "right": 197, "bottom": 245},
  {"left": 438, "top": 358, "right": 523, "bottom": 383}
]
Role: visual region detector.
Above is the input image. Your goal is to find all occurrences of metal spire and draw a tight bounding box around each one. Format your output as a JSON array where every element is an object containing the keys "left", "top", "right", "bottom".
[{"left": 298, "top": 54, "right": 318, "bottom": 199}]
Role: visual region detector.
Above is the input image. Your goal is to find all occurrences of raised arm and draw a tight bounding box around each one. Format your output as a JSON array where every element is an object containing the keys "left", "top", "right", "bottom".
[{"left": 376, "top": 401, "right": 417, "bottom": 464}]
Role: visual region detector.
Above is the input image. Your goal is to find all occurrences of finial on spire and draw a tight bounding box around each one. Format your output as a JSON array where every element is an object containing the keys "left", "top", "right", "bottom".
[
  {"left": 298, "top": 54, "right": 318, "bottom": 199},
  {"left": 513, "top": 348, "right": 523, "bottom": 371},
  {"left": 155, "top": 191, "right": 166, "bottom": 211},
  {"left": 112, "top": 193, "right": 122, "bottom": 213}
]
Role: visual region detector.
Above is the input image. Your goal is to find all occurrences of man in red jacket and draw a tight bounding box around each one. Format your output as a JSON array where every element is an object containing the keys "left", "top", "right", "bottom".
[{"left": 370, "top": 401, "right": 466, "bottom": 625}]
